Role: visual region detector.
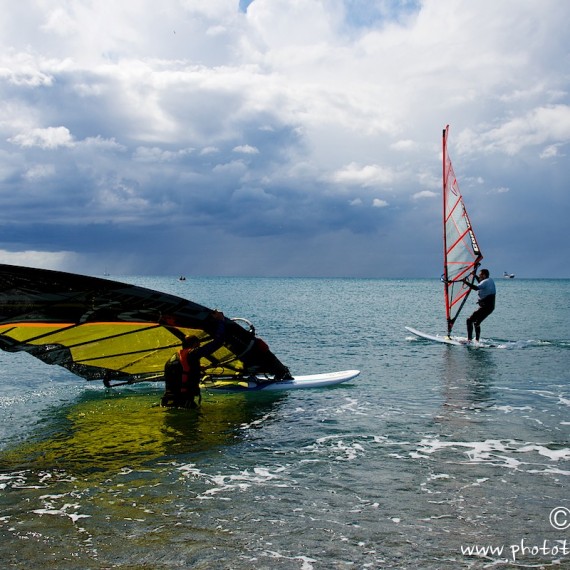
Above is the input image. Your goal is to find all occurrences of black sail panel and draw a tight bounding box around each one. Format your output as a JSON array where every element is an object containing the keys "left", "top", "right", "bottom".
[{"left": 0, "top": 264, "right": 289, "bottom": 384}]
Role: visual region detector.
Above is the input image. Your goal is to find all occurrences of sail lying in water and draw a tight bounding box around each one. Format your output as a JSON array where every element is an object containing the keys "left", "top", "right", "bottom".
[
  {"left": 442, "top": 125, "right": 483, "bottom": 335},
  {"left": 0, "top": 264, "right": 290, "bottom": 386}
]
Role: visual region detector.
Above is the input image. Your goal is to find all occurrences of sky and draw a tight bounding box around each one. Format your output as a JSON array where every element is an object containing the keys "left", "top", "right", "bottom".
[{"left": 0, "top": 0, "right": 569, "bottom": 278}]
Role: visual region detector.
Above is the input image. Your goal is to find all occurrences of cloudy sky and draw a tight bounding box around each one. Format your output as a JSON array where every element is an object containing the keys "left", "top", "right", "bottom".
[{"left": 0, "top": 0, "right": 568, "bottom": 278}]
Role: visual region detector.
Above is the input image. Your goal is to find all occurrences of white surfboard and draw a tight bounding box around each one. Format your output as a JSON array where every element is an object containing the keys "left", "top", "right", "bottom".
[
  {"left": 204, "top": 369, "right": 360, "bottom": 393},
  {"left": 405, "top": 326, "right": 464, "bottom": 346}
]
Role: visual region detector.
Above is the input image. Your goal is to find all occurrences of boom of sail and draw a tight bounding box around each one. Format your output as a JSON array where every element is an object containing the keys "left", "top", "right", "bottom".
[
  {"left": 442, "top": 125, "right": 483, "bottom": 336},
  {"left": 0, "top": 264, "right": 290, "bottom": 386}
]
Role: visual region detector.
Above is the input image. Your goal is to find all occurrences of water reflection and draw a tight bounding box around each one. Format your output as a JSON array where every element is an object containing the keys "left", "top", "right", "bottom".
[
  {"left": 0, "top": 388, "right": 286, "bottom": 475},
  {"left": 438, "top": 346, "right": 497, "bottom": 420}
]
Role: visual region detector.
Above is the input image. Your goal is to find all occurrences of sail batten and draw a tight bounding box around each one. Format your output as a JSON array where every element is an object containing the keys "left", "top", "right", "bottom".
[{"left": 442, "top": 125, "right": 483, "bottom": 335}]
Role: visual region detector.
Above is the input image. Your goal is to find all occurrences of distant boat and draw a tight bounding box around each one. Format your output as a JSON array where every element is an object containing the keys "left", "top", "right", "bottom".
[
  {"left": 503, "top": 272, "right": 515, "bottom": 279},
  {"left": 179, "top": 276, "right": 186, "bottom": 281}
]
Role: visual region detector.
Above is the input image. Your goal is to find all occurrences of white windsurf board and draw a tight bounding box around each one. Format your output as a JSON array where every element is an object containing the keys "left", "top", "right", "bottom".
[
  {"left": 204, "top": 369, "right": 360, "bottom": 393},
  {"left": 405, "top": 326, "right": 464, "bottom": 346}
]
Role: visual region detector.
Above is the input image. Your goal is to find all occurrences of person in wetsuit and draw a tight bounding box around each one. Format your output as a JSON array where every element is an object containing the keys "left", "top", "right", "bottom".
[
  {"left": 161, "top": 310, "right": 225, "bottom": 409},
  {"left": 463, "top": 269, "right": 496, "bottom": 342},
  {"left": 242, "top": 336, "right": 293, "bottom": 381}
]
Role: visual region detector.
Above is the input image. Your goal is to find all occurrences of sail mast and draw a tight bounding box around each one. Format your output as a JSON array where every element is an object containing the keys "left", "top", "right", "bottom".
[
  {"left": 442, "top": 125, "right": 452, "bottom": 335},
  {"left": 441, "top": 125, "right": 449, "bottom": 290}
]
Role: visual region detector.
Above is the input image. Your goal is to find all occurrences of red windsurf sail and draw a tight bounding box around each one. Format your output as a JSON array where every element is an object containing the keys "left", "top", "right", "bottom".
[{"left": 442, "top": 125, "right": 483, "bottom": 335}]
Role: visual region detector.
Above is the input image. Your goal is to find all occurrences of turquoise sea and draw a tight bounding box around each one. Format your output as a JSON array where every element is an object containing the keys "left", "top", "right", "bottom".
[{"left": 1, "top": 277, "right": 569, "bottom": 569}]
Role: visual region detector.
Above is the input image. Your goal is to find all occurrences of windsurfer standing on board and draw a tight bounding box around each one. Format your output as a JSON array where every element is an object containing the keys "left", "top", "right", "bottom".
[
  {"left": 462, "top": 269, "right": 496, "bottom": 343},
  {"left": 161, "top": 310, "right": 225, "bottom": 409}
]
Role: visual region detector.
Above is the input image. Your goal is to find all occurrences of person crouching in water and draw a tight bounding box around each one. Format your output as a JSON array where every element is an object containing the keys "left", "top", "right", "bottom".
[{"left": 161, "top": 310, "right": 225, "bottom": 409}]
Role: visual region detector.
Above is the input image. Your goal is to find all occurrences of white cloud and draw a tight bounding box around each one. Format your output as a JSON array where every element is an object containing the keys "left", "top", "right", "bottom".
[
  {"left": 413, "top": 190, "right": 437, "bottom": 200},
  {"left": 0, "top": 64, "right": 54, "bottom": 87},
  {"left": 372, "top": 198, "right": 389, "bottom": 208},
  {"left": 40, "top": 7, "right": 76, "bottom": 36},
  {"left": 200, "top": 146, "right": 219, "bottom": 155},
  {"left": 94, "top": 182, "right": 149, "bottom": 214},
  {"left": 134, "top": 146, "right": 194, "bottom": 162},
  {"left": 391, "top": 139, "right": 417, "bottom": 151},
  {"left": 331, "top": 163, "right": 396, "bottom": 187},
  {"left": 233, "top": 144, "right": 259, "bottom": 154},
  {"left": 461, "top": 105, "right": 570, "bottom": 156},
  {"left": 80, "top": 136, "right": 127, "bottom": 152},
  {"left": 9, "top": 126, "right": 74, "bottom": 149},
  {"left": 540, "top": 143, "right": 565, "bottom": 159},
  {"left": 212, "top": 160, "right": 247, "bottom": 175},
  {"left": 24, "top": 163, "right": 56, "bottom": 181}
]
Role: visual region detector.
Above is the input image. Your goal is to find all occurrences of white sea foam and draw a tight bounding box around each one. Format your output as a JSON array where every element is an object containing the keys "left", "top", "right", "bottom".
[
  {"left": 239, "top": 413, "right": 275, "bottom": 430},
  {"left": 557, "top": 396, "right": 570, "bottom": 407},
  {"left": 0, "top": 471, "right": 38, "bottom": 490},
  {"left": 315, "top": 396, "right": 368, "bottom": 417},
  {"left": 527, "top": 467, "right": 570, "bottom": 476},
  {"left": 177, "top": 462, "right": 290, "bottom": 499},
  {"left": 303, "top": 435, "right": 366, "bottom": 461},
  {"left": 0, "top": 473, "right": 18, "bottom": 490},
  {"left": 428, "top": 473, "right": 450, "bottom": 480},
  {"left": 490, "top": 405, "right": 533, "bottom": 414},
  {"left": 413, "top": 437, "right": 570, "bottom": 472},
  {"left": 517, "top": 444, "right": 570, "bottom": 461},
  {"left": 259, "top": 551, "right": 317, "bottom": 570},
  {"left": 33, "top": 501, "right": 90, "bottom": 523}
]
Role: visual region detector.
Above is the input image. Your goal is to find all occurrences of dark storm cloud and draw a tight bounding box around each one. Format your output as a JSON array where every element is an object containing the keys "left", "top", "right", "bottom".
[{"left": 0, "top": 0, "right": 569, "bottom": 277}]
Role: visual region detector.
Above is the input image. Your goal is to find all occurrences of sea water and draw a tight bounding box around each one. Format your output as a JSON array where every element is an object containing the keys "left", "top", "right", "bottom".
[{"left": 0, "top": 277, "right": 569, "bottom": 569}]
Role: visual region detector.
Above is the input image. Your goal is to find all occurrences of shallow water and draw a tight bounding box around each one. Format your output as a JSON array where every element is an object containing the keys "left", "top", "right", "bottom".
[{"left": 1, "top": 277, "right": 569, "bottom": 568}]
